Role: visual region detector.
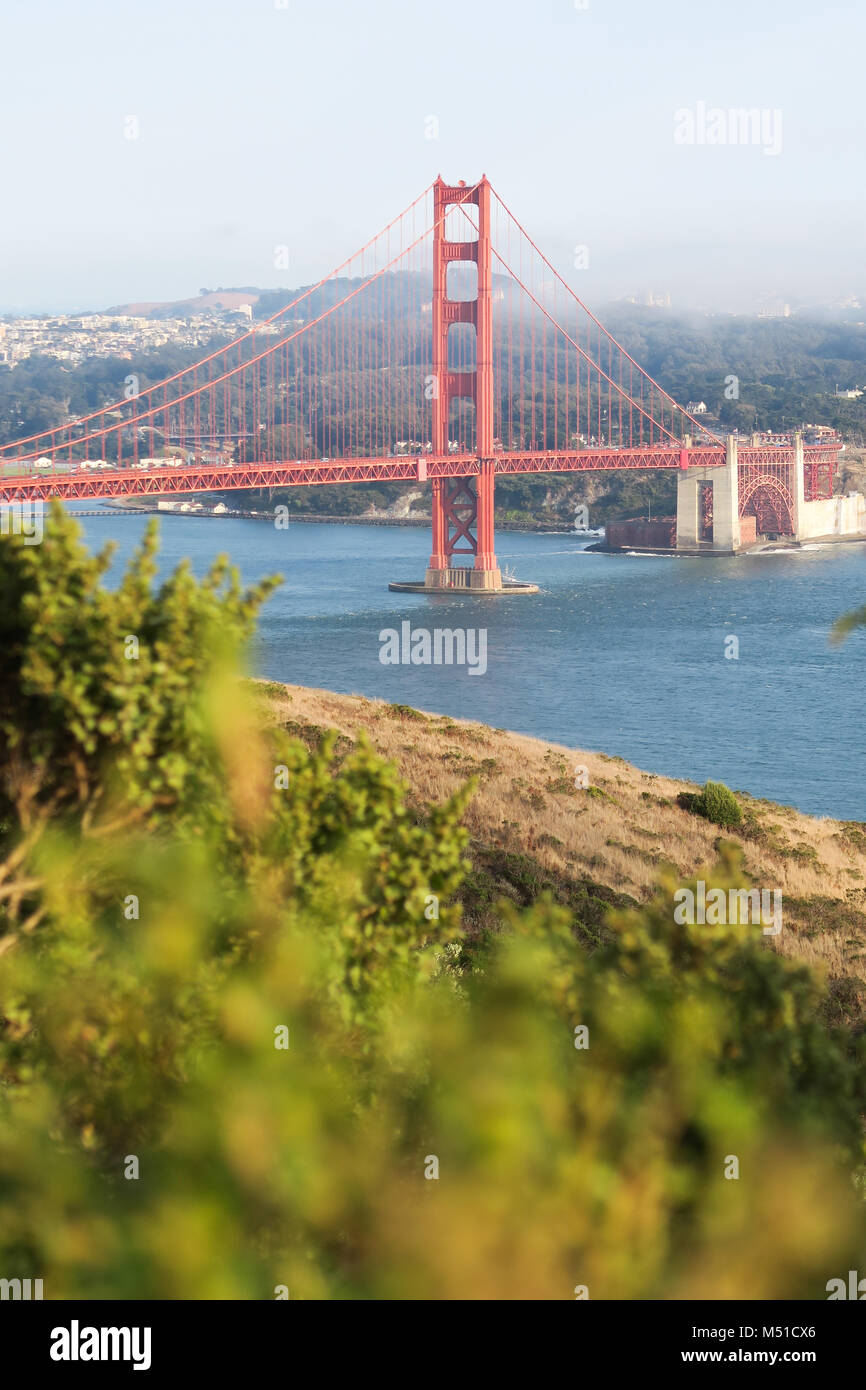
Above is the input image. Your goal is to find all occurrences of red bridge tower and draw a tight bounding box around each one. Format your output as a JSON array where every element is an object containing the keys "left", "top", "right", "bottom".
[{"left": 424, "top": 176, "right": 504, "bottom": 592}]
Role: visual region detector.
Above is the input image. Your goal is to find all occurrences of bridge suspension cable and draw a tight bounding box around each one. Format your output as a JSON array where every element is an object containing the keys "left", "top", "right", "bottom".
[
  {"left": 0, "top": 181, "right": 475, "bottom": 472},
  {"left": 0, "top": 175, "right": 836, "bottom": 532}
]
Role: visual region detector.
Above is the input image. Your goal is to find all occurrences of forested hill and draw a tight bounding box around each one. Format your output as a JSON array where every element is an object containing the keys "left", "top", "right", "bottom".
[{"left": 600, "top": 305, "right": 866, "bottom": 437}]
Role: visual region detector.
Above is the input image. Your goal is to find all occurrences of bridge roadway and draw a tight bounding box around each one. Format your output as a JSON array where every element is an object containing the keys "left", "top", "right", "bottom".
[{"left": 0, "top": 444, "right": 802, "bottom": 504}]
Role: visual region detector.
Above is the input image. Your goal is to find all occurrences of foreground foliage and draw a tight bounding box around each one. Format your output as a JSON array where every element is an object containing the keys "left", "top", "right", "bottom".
[{"left": 0, "top": 511, "right": 864, "bottom": 1299}]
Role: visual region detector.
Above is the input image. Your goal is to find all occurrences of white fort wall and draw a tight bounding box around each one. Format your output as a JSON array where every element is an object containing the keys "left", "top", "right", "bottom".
[{"left": 798, "top": 493, "right": 866, "bottom": 540}]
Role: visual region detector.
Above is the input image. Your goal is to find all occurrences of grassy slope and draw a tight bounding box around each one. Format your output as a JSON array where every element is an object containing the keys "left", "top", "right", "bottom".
[{"left": 259, "top": 681, "right": 866, "bottom": 1028}]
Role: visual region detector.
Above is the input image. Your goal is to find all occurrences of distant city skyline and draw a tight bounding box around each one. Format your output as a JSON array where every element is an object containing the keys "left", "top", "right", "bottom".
[{"left": 1, "top": 0, "right": 864, "bottom": 315}]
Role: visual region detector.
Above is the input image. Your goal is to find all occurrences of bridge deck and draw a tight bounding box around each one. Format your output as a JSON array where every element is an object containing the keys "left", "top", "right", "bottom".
[{"left": 0, "top": 444, "right": 838, "bottom": 503}]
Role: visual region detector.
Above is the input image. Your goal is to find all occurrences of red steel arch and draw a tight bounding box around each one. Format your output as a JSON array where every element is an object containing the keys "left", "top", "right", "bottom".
[{"left": 739, "top": 474, "right": 795, "bottom": 535}]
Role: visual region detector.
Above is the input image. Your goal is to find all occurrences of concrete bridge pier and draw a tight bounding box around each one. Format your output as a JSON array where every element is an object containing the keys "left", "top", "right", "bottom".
[{"left": 676, "top": 435, "right": 741, "bottom": 552}]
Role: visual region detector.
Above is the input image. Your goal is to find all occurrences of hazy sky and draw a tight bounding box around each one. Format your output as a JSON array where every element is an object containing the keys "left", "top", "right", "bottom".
[{"left": 1, "top": 0, "right": 863, "bottom": 314}]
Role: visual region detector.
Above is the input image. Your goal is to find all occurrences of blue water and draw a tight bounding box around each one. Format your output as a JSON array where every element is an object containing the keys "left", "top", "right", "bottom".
[{"left": 67, "top": 506, "right": 866, "bottom": 821}]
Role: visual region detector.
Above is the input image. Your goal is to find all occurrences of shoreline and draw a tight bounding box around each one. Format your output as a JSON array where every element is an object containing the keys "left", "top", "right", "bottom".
[
  {"left": 592, "top": 532, "right": 866, "bottom": 556},
  {"left": 77, "top": 503, "right": 866, "bottom": 552},
  {"left": 66, "top": 503, "right": 866, "bottom": 554},
  {"left": 87, "top": 501, "right": 581, "bottom": 532}
]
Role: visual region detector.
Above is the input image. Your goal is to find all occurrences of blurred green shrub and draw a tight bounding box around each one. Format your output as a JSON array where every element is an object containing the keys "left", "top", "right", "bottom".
[{"left": 0, "top": 510, "right": 864, "bottom": 1300}]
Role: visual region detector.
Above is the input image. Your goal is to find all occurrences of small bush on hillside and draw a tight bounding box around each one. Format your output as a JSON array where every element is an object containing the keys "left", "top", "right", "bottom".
[
  {"left": 679, "top": 779, "right": 743, "bottom": 828},
  {"left": 388, "top": 703, "right": 425, "bottom": 721}
]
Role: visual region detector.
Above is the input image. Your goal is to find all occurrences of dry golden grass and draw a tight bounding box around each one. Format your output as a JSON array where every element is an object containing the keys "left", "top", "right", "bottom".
[{"left": 257, "top": 681, "right": 866, "bottom": 994}]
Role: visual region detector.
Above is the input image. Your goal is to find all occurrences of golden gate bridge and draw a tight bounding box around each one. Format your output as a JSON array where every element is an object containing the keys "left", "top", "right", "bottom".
[{"left": 0, "top": 177, "right": 839, "bottom": 592}]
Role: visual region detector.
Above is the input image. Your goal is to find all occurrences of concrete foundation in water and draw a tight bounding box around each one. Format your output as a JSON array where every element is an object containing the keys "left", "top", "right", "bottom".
[{"left": 389, "top": 565, "right": 538, "bottom": 595}]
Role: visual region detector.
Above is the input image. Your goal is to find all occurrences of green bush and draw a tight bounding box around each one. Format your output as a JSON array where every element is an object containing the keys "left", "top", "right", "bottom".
[
  {"left": 0, "top": 511, "right": 864, "bottom": 1300},
  {"left": 680, "top": 779, "right": 743, "bottom": 829}
]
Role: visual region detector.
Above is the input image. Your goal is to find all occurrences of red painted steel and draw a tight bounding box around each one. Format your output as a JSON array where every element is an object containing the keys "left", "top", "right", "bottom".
[
  {"left": 441, "top": 479, "right": 478, "bottom": 556},
  {"left": 0, "top": 178, "right": 842, "bottom": 547},
  {"left": 429, "top": 477, "right": 447, "bottom": 569},
  {"left": 699, "top": 479, "right": 714, "bottom": 540},
  {"left": 0, "top": 445, "right": 841, "bottom": 504},
  {"left": 427, "top": 176, "right": 498, "bottom": 572}
]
